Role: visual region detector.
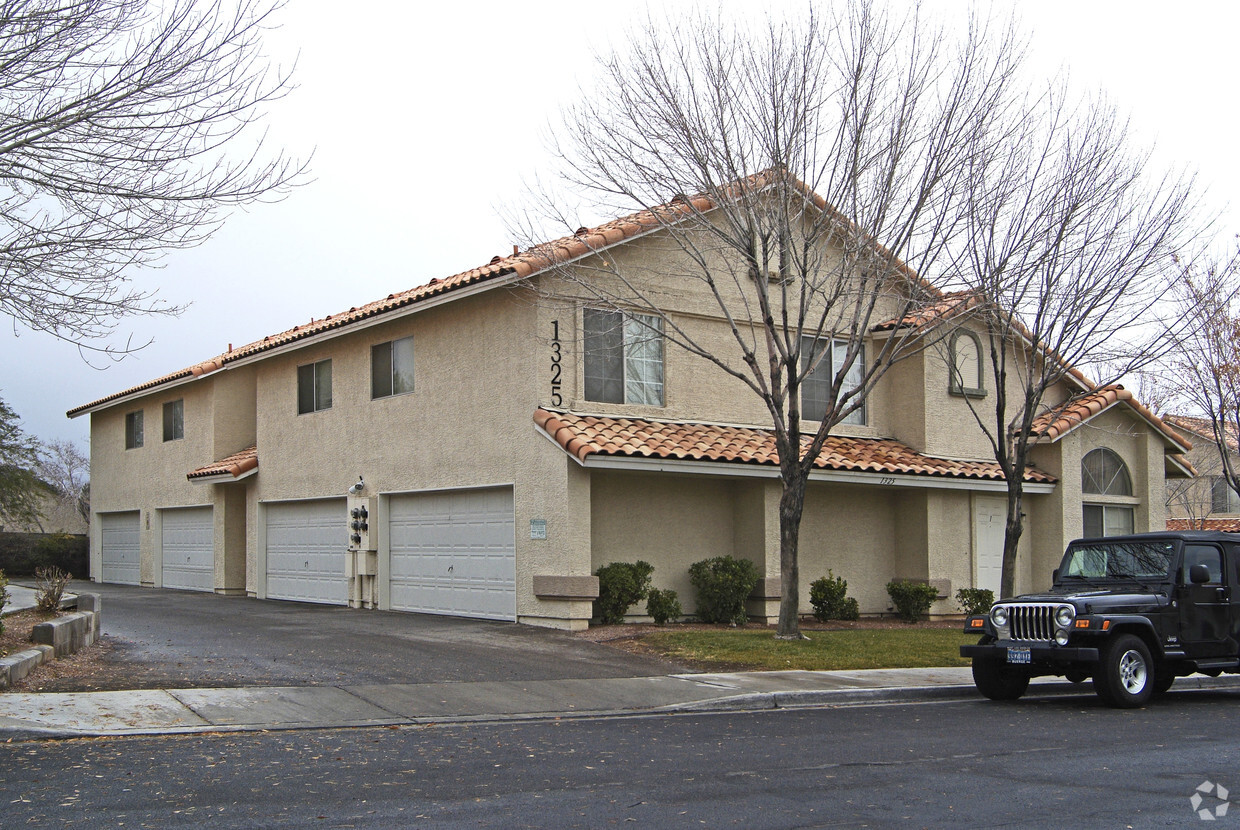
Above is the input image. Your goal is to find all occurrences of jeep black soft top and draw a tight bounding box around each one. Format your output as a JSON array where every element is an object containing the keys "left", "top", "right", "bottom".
[{"left": 962, "top": 531, "right": 1240, "bottom": 707}]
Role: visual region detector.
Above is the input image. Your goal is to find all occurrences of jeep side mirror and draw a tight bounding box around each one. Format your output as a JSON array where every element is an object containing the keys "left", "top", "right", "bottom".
[
  {"left": 1189, "top": 563, "right": 1212, "bottom": 584},
  {"left": 1052, "top": 568, "right": 1059, "bottom": 583}
]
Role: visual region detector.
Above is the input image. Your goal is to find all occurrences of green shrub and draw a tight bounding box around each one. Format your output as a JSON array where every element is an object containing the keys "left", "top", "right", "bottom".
[
  {"left": 809, "top": 571, "right": 860, "bottom": 621},
  {"left": 886, "top": 579, "right": 940, "bottom": 623},
  {"left": 594, "top": 560, "right": 654, "bottom": 625},
  {"left": 689, "top": 555, "right": 760, "bottom": 625},
  {"left": 34, "top": 565, "right": 71, "bottom": 614},
  {"left": 646, "top": 588, "right": 682, "bottom": 625},
  {"left": 0, "top": 532, "right": 88, "bottom": 576},
  {"left": 955, "top": 587, "right": 994, "bottom": 616}
]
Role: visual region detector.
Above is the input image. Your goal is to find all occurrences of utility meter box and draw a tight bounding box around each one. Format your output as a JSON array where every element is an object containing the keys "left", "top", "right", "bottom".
[{"left": 346, "top": 496, "right": 376, "bottom": 552}]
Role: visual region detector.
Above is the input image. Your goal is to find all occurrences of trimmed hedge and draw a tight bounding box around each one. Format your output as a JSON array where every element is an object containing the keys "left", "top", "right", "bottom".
[{"left": 0, "top": 532, "right": 88, "bottom": 577}]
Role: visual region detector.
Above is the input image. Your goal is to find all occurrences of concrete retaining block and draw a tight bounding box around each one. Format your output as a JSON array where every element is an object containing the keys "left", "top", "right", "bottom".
[
  {"left": 31, "top": 611, "right": 95, "bottom": 657},
  {"left": 0, "top": 645, "right": 52, "bottom": 690},
  {"left": 74, "top": 593, "right": 101, "bottom": 637}
]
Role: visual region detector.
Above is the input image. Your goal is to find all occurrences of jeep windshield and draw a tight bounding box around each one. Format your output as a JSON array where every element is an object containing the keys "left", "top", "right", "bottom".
[{"left": 1059, "top": 540, "right": 1176, "bottom": 581}]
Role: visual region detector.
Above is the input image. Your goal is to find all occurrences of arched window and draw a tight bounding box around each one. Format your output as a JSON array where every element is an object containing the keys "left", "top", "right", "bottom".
[
  {"left": 1082, "top": 448, "right": 1135, "bottom": 537},
  {"left": 948, "top": 331, "right": 985, "bottom": 397}
]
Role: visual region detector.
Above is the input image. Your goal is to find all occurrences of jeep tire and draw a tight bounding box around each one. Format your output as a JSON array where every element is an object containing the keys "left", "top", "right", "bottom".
[
  {"left": 1095, "top": 634, "right": 1154, "bottom": 708},
  {"left": 972, "top": 658, "right": 1030, "bottom": 701}
]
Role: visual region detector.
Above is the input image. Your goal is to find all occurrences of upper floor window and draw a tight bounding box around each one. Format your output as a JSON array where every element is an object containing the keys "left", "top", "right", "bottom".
[
  {"left": 1082, "top": 448, "right": 1134, "bottom": 537},
  {"left": 948, "top": 331, "right": 985, "bottom": 397},
  {"left": 802, "top": 337, "right": 865, "bottom": 425},
  {"left": 163, "top": 399, "right": 184, "bottom": 442},
  {"left": 297, "top": 359, "right": 333, "bottom": 414},
  {"left": 584, "top": 309, "right": 664, "bottom": 406},
  {"left": 1211, "top": 477, "right": 1240, "bottom": 514},
  {"left": 1082, "top": 448, "right": 1132, "bottom": 496},
  {"left": 372, "top": 336, "right": 415, "bottom": 399},
  {"left": 125, "top": 410, "right": 143, "bottom": 449}
]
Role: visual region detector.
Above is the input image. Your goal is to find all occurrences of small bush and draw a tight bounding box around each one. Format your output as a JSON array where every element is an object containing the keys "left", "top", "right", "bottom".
[
  {"left": 689, "top": 555, "right": 760, "bottom": 625},
  {"left": 646, "top": 588, "right": 682, "bottom": 625},
  {"left": 956, "top": 587, "right": 994, "bottom": 616},
  {"left": 34, "top": 566, "right": 71, "bottom": 614},
  {"left": 809, "top": 571, "right": 860, "bottom": 621},
  {"left": 594, "top": 560, "right": 654, "bottom": 625},
  {"left": 886, "top": 579, "right": 940, "bottom": 624},
  {"left": 0, "top": 569, "right": 8, "bottom": 636}
]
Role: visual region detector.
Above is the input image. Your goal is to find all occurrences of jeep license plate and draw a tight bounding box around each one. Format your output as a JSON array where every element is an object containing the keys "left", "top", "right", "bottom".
[{"left": 1007, "top": 646, "right": 1031, "bottom": 665}]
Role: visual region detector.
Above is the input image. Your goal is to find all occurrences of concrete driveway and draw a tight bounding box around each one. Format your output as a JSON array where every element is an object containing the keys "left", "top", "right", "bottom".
[{"left": 54, "top": 582, "right": 682, "bottom": 690}]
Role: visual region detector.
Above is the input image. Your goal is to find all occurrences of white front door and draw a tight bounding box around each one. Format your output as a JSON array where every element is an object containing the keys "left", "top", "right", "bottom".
[
  {"left": 974, "top": 496, "right": 1007, "bottom": 597},
  {"left": 161, "top": 506, "right": 214, "bottom": 592}
]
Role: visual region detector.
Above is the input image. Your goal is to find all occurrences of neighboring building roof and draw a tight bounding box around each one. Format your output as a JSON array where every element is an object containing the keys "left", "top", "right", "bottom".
[
  {"left": 1164, "top": 414, "right": 1240, "bottom": 455},
  {"left": 188, "top": 446, "right": 258, "bottom": 483},
  {"left": 1030, "top": 385, "right": 1192, "bottom": 453},
  {"left": 1167, "top": 518, "right": 1240, "bottom": 533},
  {"left": 534, "top": 409, "right": 1056, "bottom": 485}
]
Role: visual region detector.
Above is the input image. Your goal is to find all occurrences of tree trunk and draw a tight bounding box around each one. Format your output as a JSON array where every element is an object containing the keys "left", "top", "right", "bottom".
[
  {"left": 776, "top": 469, "right": 808, "bottom": 639},
  {"left": 1000, "top": 483, "right": 1024, "bottom": 600}
]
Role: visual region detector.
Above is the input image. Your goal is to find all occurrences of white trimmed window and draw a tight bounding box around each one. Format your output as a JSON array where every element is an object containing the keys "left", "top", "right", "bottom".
[
  {"left": 1211, "top": 477, "right": 1240, "bottom": 514},
  {"left": 583, "top": 309, "right": 664, "bottom": 406},
  {"left": 1082, "top": 448, "right": 1135, "bottom": 537},
  {"left": 949, "top": 331, "right": 985, "bottom": 397},
  {"left": 801, "top": 337, "right": 864, "bottom": 425},
  {"left": 163, "top": 399, "right": 184, "bottom": 442},
  {"left": 125, "top": 410, "right": 143, "bottom": 449}
]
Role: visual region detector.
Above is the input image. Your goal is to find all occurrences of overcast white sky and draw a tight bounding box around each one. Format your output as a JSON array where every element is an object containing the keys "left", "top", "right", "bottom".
[{"left": 4, "top": 0, "right": 1237, "bottom": 448}]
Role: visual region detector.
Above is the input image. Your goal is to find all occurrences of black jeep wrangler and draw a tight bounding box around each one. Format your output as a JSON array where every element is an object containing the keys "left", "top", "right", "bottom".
[{"left": 961, "top": 531, "right": 1240, "bottom": 708}]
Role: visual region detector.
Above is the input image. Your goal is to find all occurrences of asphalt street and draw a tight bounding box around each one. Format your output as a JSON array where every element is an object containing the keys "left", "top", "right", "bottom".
[
  {"left": 3, "top": 687, "right": 1238, "bottom": 828},
  {"left": 58, "top": 582, "right": 680, "bottom": 689}
]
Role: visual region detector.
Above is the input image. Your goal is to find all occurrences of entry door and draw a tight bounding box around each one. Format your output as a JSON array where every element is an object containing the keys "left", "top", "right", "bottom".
[
  {"left": 1179, "top": 542, "right": 1231, "bottom": 658},
  {"left": 974, "top": 497, "right": 1007, "bottom": 597}
]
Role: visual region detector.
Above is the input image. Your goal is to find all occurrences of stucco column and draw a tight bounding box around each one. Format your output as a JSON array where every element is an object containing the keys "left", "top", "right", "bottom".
[
  {"left": 521, "top": 458, "right": 597, "bottom": 631},
  {"left": 215, "top": 484, "right": 248, "bottom": 595},
  {"left": 732, "top": 478, "right": 782, "bottom": 622}
]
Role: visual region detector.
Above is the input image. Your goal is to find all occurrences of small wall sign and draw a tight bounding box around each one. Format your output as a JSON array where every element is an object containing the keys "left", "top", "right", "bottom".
[{"left": 530, "top": 519, "right": 547, "bottom": 540}]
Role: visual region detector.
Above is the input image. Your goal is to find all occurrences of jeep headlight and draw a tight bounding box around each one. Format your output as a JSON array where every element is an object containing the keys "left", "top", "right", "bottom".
[
  {"left": 990, "top": 605, "right": 1009, "bottom": 627},
  {"left": 1055, "top": 605, "right": 1075, "bottom": 628}
]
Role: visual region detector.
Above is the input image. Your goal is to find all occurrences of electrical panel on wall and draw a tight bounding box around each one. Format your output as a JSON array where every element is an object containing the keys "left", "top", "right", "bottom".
[{"left": 347, "top": 496, "right": 377, "bottom": 552}]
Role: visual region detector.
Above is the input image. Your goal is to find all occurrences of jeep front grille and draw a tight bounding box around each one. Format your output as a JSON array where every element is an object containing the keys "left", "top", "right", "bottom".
[{"left": 1005, "top": 603, "right": 1057, "bottom": 642}]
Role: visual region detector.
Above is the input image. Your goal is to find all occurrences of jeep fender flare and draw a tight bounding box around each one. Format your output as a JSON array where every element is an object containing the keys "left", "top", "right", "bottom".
[{"left": 1094, "top": 616, "right": 1165, "bottom": 660}]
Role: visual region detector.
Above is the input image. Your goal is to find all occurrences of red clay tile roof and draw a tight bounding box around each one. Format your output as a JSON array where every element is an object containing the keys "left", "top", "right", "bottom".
[
  {"left": 534, "top": 409, "right": 1055, "bottom": 484},
  {"left": 187, "top": 446, "right": 258, "bottom": 481},
  {"left": 1164, "top": 414, "right": 1239, "bottom": 454},
  {"left": 872, "top": 291, "right": 978, "bottom": 331},
  {"left": 69, "top": 170, "right": 934, "bottom": 418},
  {"left": 1167, "top": 518, "right": 1240, "bottom": 532},
  {"left": 1030, "top": 385, "right": 1192, "bottom": 452}
]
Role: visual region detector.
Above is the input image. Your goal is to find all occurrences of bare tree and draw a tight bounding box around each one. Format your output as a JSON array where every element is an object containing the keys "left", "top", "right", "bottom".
[
  {"left": 1160, "top": 247, "right": 1240, "bottom": 517},
  {"left": 37, "top": 438, "right": 89, "bottom": 523},
  {"left": 946, "top": 84, "right": 1199, "bottom": 598},
  {"left": 515, "top": 5, "right": 1024, "bottom": 638},
  {"left": 0, "top": 0, "right": 306, "bottom": 351}
]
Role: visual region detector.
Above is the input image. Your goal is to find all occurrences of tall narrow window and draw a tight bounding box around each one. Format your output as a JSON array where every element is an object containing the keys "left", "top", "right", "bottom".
[
  {"left": 948, "top": 331, "right": 985, "bottom": 397},
  {"left": 372, "top": 336, "right": 415, "bottom": 399},
  {"left": 125, "top": 410, "right": 144, "bottom": 449},
  {"left": 801, "top": 337, "right": 865, "bottom": 425},
  {"left": 163, "top": 399, "right": 184, "bottom": 442},
  {"left": 1082, "top": 448, "right": 1135, "bottom": 537},
  {"left": 583, "top": 309, "right": 664, "bottom": 406},
  {"left": 297, "top": 359, "right": 333, "bottom": 414},
  {"left": 1211, "top": 477, "right": 1240, "bottom": 514}
]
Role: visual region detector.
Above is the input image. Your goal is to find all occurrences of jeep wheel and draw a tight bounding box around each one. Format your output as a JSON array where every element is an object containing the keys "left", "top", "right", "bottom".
[
  {"left": 972, "top": 659, "right": 1030, "bottom": 701},
  {"left": 1095, "top": 634, "right": 1153, "bottom": 708}
]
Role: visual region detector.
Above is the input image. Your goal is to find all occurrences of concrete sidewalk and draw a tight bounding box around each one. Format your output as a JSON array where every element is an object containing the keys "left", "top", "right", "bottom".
[{"left": 3, "top": 668, "right": 1238, "bottom": 740}]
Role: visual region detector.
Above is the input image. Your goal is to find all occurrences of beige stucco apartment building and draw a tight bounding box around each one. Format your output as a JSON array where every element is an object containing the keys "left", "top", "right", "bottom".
[
  {"left": 1164, "top": 415, "right": 1240, "bottom": 532},
  {"left": 69, "top": 195, "right": 1193, "bottom": 630}
]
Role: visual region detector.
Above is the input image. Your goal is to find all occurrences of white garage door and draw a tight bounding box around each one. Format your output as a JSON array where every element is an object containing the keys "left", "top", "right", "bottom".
[
  {"left": 265, "top": 499, "right": 347, "bottom": 605},
  {"left": 389, "top": 487, "right": 515, "bottom": 621},
  {"left": 100, "top": 511, "right": 141, "bottom": 585},
  {"left": 162, "top": 506, "right": 214, "bottom": 592}
]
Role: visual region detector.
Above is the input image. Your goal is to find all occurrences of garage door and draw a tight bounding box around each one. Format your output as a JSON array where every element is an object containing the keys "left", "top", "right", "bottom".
[
  {"left": 265, "top": 499, "right": 347, "bottom": 605},
  {"left": 389, "top": 487, "right": 515, "bottom": 621},
  {"left": 162, "top": 506, "right": 214, "bottom": 592},
  {"left": 100, "top": 511, "right": 141, "bottom": 585}
]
